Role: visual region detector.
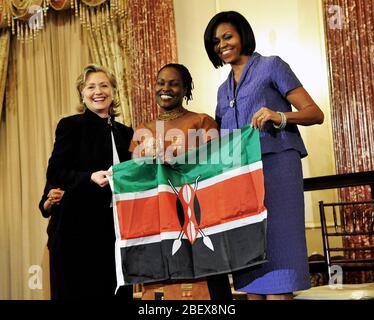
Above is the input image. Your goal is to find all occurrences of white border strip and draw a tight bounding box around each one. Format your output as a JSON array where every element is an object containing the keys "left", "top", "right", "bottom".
[
  {"left": 114, "top": 161, "right": 263, "bottom": 201},
  {"left": 107, "top": 170, "right": 126, "bottom": 290},
  {"left": 117, "top": 209, "right": 267, "bottom": 248}
]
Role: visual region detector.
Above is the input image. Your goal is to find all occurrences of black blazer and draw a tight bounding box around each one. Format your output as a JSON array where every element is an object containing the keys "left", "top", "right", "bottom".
[{"left": 45, "top": 109, "right": 133, "bottom": 245}]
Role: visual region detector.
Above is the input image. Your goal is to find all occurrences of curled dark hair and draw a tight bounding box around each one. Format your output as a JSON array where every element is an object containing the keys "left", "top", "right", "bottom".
[
  {"left": 204, "top": 11, "right": 256, "bottom": 68},
  {"left": 157, "top": 63, "right": 194, "bottom": 104}
]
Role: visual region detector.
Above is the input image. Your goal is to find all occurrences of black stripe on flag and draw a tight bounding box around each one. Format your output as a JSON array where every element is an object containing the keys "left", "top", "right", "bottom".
[{"left": 119, "top": 220, "right": 267, "bottom": 285}]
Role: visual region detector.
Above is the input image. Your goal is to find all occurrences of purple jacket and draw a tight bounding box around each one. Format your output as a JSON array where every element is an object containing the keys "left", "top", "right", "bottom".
[{"left": 216, "top": 52, "right": 307, "bottom": 157}]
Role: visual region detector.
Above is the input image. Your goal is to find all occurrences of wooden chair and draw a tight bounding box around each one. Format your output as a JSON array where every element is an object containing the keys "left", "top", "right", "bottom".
[
  {"left": 295, "top": 200, "right": 374, "bottom": 300},
  {"left": 318, "top": 200, "right": 374, "bottom": 282}
]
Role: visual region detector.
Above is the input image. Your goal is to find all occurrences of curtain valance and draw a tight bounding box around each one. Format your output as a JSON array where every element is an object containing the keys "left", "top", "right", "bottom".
[{"left": 0, "top": 0, "right": 125, "bottom": 41}]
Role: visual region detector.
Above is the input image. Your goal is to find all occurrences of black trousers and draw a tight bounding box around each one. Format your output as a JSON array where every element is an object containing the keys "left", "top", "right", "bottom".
[{"left": 49, "top": 239, "right": 133, "bottom": 300}]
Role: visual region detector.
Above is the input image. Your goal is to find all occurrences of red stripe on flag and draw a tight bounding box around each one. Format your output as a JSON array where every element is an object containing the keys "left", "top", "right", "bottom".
[{"left": 116, "top": 169, "right": 265, "bottom": 240}]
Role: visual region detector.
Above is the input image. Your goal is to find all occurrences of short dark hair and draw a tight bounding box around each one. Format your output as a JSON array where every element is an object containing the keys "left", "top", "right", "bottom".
[
  {"left": 204, "top": 11, "right": 256, "bottom": 68},
  {"left": 157, "top": 63, "right": 194, "bottom": 104}
]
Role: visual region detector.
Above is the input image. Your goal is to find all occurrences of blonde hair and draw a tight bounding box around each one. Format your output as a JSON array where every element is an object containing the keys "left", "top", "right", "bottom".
[{"left": 76, "top": 64, "right": 120, "bottom": 117}]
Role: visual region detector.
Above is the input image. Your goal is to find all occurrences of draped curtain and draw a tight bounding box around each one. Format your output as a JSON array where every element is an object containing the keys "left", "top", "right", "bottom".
[
  {"left": 0, "top": 29, "right": 9, "bottom": 120},
  {"left": 84, "top": 4, "right": 133, "bottom": 126},
  {"left": 0, "top": 11, "right": 92, "bottom": 300},
  {"left": 126, "top": 0, "right": 178, "bottom": 127},
  {"left": 0, "top": 0, "right": 178, "bottom": 300},
  {"left": 322, "top": 0, "right": 374, "bottom": 283}
]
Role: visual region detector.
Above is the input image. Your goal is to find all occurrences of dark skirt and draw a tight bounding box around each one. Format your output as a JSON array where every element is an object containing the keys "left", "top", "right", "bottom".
[{"left": 233, "top": 149, "right": 311, "bottom": 294}]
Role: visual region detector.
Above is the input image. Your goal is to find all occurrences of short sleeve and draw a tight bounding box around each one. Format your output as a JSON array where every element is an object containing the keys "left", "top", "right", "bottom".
[
  {"left": 129, "top": 122, "right": 157, "bottom": 159},
  {"left": 271, "top": 56, "right": 302, "bottom": 97},
  {"left": 129, "top": 123, "right": 145, "bottom": 153},
  {"left": 200, "top": 114, "right": 218, "bottom": 131},
  {"left": 128, "top": 136, "right": 138, "bottom": 153},
  {"left": 200, "top": 114, "right": 219, "bottom": 143},
  {"left": 215, "top": 84, "right": 226, "bottom": 127}
]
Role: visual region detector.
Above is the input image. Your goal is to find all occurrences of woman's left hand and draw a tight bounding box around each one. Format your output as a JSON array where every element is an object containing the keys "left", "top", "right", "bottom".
[
  {"left": 44, "top": 188, "right": 65, "bottom": 211},
  {"left": 251, "top": 107, "right": 281, "bottom": 129},
  {"left": 47, "top": 188, "right": 65, "bottom": 205}
]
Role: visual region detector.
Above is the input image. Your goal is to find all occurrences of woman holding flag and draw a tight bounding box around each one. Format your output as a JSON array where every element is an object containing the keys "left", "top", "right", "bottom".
[
  {"left": 204, "top": 11, "right": 324, "bottom": 300},
  {"left": 44, "top": 64, "right": 133, "bottom": 299},
  {"left": 130, "top": 63, "right": 232, "bottom": 300}
]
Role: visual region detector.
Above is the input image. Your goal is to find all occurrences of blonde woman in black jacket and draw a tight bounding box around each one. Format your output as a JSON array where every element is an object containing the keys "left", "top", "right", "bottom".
[{"left": 44, "top": 64, "right": 133, "bottom": 300}]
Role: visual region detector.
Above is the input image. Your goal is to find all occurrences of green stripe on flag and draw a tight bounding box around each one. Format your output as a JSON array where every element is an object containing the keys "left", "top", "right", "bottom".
[{"left": 113, "top": 125, "right": 261, "bottom": 194}]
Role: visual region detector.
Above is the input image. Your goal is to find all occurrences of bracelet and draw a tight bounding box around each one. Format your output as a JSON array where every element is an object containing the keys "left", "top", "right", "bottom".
[{"left": 273, "top": 112, "right": 287, "bottom": 129}]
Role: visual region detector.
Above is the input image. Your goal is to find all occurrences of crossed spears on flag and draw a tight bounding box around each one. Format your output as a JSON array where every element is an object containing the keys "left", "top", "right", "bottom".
[{"left": 168, "top": 176, "right": 215, "bottom": 255}]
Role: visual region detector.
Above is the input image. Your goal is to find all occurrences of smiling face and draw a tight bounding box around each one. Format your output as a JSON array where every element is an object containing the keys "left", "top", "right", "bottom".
[
  {"left": 213, "top": 22, "right": 246, "bottom": 66},
  {"left": 81, "top": 71, "right": 113, "bottom": 117},
  {"left": 155, "top": 67, "right": 186, "bottom": 111}
]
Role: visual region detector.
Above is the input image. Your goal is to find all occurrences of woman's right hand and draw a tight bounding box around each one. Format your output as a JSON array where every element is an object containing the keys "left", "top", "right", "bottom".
[{"left": 91, "top": 170, "right": 112, "bottom": 187}]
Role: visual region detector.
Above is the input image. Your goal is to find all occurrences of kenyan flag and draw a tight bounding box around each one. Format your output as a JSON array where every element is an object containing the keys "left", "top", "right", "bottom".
[{"left": 110, "top": 125, "right": 267, "bottom": 287}]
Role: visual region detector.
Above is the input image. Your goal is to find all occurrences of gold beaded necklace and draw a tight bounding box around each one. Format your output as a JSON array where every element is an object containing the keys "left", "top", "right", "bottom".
[{"left": 157, "top": 106, "right": 188, "bottom": 121}]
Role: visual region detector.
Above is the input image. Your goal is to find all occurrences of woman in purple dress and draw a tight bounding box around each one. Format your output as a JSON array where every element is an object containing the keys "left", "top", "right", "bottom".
[{"left": 204, "top": 11, "right": 324, "bottom": 300}]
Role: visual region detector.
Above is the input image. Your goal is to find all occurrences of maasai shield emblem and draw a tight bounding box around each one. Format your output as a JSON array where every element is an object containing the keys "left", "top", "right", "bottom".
[{"left": 168, "top": 176, "right": 214, "bottom": 255}]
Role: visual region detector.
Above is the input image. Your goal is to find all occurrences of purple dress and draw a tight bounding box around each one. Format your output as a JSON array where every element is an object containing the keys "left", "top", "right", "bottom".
[{"left": 216, "top": 52, "right": 311, "bottom": 294}]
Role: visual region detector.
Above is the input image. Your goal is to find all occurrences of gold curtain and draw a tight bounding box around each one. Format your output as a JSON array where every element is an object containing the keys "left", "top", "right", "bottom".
[
  {"left": 0, "top": 0, "right": 179, "bottom": 127},
  {"left": 0, "top": 28, "right": 10, "bottom": 121},
  {"left": 0, "top": 11, "right": 91, "bottom": 299},
  {"left": 0, "top": 0, "right": 179, "bottom": 299},
  {"left": 83, "top": 4, "right": 133, "bottom": 126}
]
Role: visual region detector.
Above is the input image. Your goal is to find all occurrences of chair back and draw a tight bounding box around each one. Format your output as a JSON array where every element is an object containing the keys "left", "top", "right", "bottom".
[{"left": 319, "top": 200, "right": 374, "bottom": 281}]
